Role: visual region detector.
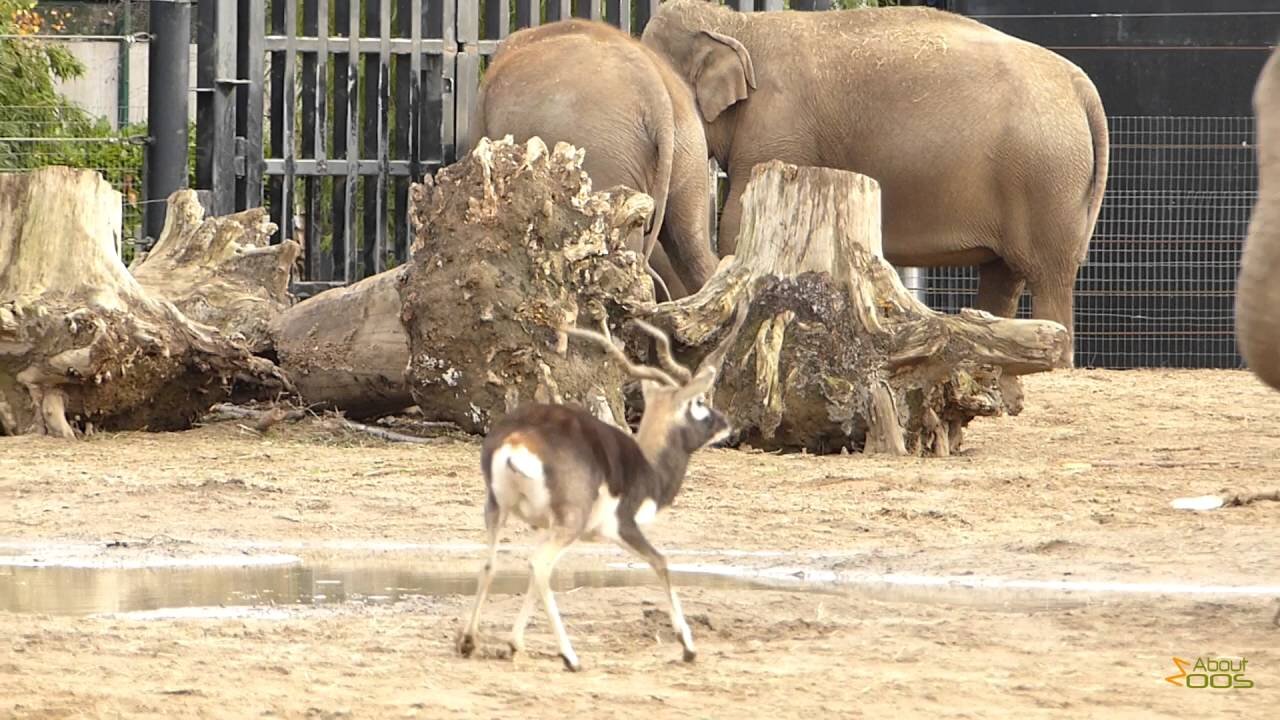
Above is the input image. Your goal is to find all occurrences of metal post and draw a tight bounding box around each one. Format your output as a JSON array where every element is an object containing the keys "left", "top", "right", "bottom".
[
  {"left": 144, "top": 0, "right": 192, "bottom": 244},
  {"left": 196, "top": 0, "right": 238, "bottom": 216},
  {"left": 116, "top": 0, "right": 132, "bottom": 129}
]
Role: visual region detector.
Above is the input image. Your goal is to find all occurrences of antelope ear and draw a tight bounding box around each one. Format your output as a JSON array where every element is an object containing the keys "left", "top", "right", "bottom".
[
  {"left": 682, "top": 367, "right": 718, "bottom": 400},
  {"left": 694, "top": 30, "right": 757, "bottom": 122}
]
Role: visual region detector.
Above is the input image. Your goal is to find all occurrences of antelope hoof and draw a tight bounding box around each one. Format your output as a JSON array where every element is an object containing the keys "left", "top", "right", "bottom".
[
  {"left": 682, "top": 647, "right": 697, "bottom": 663},
  {"left": 560, "top": 654, "right": 582, "bottom": 672},
  {"left": 506, "top": 641, "right": 521, "bottom": 659},
  {"left": 456, "top": 633, "right": 476, "bottom": 658}
]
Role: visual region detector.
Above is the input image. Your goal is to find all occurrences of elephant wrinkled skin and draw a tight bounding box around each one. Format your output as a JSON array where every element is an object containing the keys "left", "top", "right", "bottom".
[
  {"left": 641, "top": 0, "right": 1109, "bottom": 366},
  {"left": 1237, "top": 47, "right": 1280, "bottom": 391},
  {"left": 474, "top": 19, "right": 720, "bottom": 300}
]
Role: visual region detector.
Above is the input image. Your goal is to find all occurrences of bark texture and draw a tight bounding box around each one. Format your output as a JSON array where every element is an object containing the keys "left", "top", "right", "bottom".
[
  {"left": 644, "top": 161, "right": 1068, "bottom": 455},
  {"left": 398, "top": 136, "right": 658, "bottom": 433},
  {"left": 0, "top": 168, "right": 295, "bottom": 437}
]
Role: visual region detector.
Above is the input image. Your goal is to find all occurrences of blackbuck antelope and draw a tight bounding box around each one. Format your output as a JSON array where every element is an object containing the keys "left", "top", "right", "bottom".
[{"left": 456, "top": 304, "right": 749, "bottom": 671}]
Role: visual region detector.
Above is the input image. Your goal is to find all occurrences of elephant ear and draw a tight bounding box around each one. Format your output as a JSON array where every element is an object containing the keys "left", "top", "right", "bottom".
[{"left": 694, "top": 30, "right": 758, "bottom": 122}]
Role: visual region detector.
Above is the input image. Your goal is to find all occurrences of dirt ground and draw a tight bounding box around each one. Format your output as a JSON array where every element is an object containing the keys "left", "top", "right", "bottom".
[{"left": 1, "top": 369, "right": 1277, "bottom": 718}]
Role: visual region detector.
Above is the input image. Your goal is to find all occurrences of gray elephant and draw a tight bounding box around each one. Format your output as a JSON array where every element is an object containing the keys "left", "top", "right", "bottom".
[
  {"left": 1237, "top": 47, "right": 1280, "bottom": 391},
  {"left": 473, "top": 19, "right": 720, "bottom": 300},
  {"left": 641, "top": 0, "right": 1109, "bottom": 365}
]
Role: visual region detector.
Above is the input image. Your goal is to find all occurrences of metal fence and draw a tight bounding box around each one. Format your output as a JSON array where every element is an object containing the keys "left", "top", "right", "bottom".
[
  {"left": 0, "top": 104, "right": 152, "bottom": 258},
  {"left": 924, "top": 116, "right": 1255, "bottom": 369},
  {"left": 182, "top": 0, "right": 1264, "bottom": 369}
]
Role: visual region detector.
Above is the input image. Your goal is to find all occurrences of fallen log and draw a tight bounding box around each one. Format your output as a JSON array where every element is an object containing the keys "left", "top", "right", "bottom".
[
  {"left": 0, "top": 168, "right": 296, "bottom": 437},
  {"left": 268, "top": 265, "right": 413, "bottom": 419},
  {"left": 644, "top": 161, "right": 1069, "bottom": 455},
  {"left": 397, "top": 135, "right": 658, "bottom": 433}
]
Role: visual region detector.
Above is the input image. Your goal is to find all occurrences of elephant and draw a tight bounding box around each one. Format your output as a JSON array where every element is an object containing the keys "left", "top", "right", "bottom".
[
  {"left": 640, "top": 0, "right": 1109, "bottom": 366},
  {"left": 1237, "top": 47, "right": 1280, "bottom": 391},
  {"left": 472, "top": 19, "right": 720, "bottom": 300}
]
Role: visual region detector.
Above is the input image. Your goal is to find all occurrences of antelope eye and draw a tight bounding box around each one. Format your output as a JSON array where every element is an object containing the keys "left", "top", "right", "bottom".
[{"left": 689, "top": 395, "right": 711, "bottom": 421}]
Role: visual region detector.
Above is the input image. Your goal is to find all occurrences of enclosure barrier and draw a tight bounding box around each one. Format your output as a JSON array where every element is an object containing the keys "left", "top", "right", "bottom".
[{"left": 9, "top": 0, "right": 1233, "bottom": 370}]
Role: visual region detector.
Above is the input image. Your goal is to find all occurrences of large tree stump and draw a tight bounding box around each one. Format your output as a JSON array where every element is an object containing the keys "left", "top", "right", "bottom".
[
  {"left": 268, "top": 265, "right": 413, "bottom": 419},
  {"left": 645, "top": 161, "right": 1069, "bottom": 455},
  {"left": 0, "top": 168, "right": 296, "bottom": 437},
  {"left": 398, "top": 135, "right": 657, "bottom": 433}
]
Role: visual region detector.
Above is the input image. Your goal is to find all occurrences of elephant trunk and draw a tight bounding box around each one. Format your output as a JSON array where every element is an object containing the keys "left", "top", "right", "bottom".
[{"left": 1238, "top": 49, "right": 1280, "bottom": 391}]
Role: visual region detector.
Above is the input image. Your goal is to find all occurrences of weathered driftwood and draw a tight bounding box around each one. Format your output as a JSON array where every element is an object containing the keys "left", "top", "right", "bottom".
[
  {"left": 644, "top": 160, "right": 1069, "bottom": 456},
  {"left": 397, "top": 135, "right": 657, "bottom": 433},
  {"left": 0, "top": 168, "right": 295, "bottom": 437},
  {"left": 129, "top": 193, "right": 297, "bottom": 354},
  {"left": 268, "top": 265, "right": 413, "bottom": 419}
]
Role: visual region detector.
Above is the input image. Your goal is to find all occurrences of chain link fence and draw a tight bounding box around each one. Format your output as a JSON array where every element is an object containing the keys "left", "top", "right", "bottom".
[{"left": 0, "top": 104, "right": 151, "bottom": 257}]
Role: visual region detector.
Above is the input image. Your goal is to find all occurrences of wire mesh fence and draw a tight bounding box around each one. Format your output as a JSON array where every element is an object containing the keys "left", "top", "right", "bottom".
[
  {"left": 0, "top": 104, "right": 151, "bottom": 257},
  {"left": 922, "top": 115, "right": 1255, "bottom": 370}
]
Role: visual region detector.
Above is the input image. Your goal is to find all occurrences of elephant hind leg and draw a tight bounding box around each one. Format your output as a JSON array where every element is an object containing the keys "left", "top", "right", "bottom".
[
  {"left": 1027, "top": 272, "right": 1078, "bottom": 368},
  {"left": 974, "top": 258, "right": 1026, "bottom": 319}
]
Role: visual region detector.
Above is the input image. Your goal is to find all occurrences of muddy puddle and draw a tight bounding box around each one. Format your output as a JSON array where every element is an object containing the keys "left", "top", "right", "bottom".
[
  {"left": 5, "top": 551, "right": 1278, "bottom": 619},
  {"left": 4, "top": 539, "right": 1278, "bottom": 619},
  {"left": 0, "top": 561, "right": 781, "bottom": 617}
]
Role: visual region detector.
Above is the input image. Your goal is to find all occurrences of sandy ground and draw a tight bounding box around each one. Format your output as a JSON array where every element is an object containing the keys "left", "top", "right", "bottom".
[{"left": 1, "top": 369, "right": 1278, "bottom": 718}]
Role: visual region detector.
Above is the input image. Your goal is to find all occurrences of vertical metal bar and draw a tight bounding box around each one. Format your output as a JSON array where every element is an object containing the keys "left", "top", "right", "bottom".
[
  {"left": 454, "top": 50, "right": 479, "bottom": 158},
  {"left": 144, "top": 0, "right": 192, "bottom": 244},
  {"left": 316, "top": 0, "right": 330, "bottom": 278},
  {"left": 455, "top": 0, "right": 480, "bottom": 160},
  {"left": 634, "top": 0, "right": 658, "bottom": 34},
  {"left": 332, "top": 0, "right": 352, "bottom": 280},
  {"left": 546, "top": 0, "right": 571, "bottom": 22},
  {"left": 395, "top": 0, "right": 415, "bottom": 263},
  {"left": 457, "top": 0, "right": 478, "bottom": 43},
  {"left": 485, "top": 0, "right": 510, "bottom": 39},
  {"left": 301, "top": 0, "right": 319, "bottom": 278},
  {"left": 409, "top": 0, "right": 423, "bottom": 181},
  {"left": 516, "top": 0, "right": 537, "bottom": 29},
  {"left": 423, "top": 0, "right": 446, "bottom": 166},
  {"left": 572, "top": 0, "right": 595, "bottom": 20},
  {"left": 267, "top": 0, "right": 285, "bottom": 239},
  {"left": 606, "top": 0, "right": 630, "bottom": 34},
  {"left": 374, "top": 0, "right": 391, "bottom": 274},
  {"left": 361, "top": 0, "right": 380, "bottom": 277},
  {"left": 439, "top": 0, "right": 457, "bottom": 163},
  {"left": 116, "top": 0, "right": 132, "bottom": 129},
  {"left": 345, "top": 0, "right": 360, "bottom": 282},
  {"left": 213, "top": 0, "right": 239, "bottom": 215},
  {"left": 408, "top": 0, "right": 423, "bottom": 179},
  {"left": 237, "top": 0, "right": 266, "bottom": 210},
  {"left": 196, "top": 0, "right": 215, "bottom": 201},
  {"left": 282, "top": 0, "right": 299, "bottom": 246}
]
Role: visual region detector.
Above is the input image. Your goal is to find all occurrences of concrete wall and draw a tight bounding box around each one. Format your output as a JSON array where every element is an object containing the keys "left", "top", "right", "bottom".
[{"left": 51, "top": 41, "right": 198, "bottom": 127}]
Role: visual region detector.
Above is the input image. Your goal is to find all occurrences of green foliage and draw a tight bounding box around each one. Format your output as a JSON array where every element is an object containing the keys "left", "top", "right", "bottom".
[{"left": 0, "top": 1, "right": 196, "bottom": 255}]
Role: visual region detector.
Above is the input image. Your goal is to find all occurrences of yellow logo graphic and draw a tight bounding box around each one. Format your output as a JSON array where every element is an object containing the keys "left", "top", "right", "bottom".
[{"left": 1167, "top": 656, "right": 1254, "bottom": 689}]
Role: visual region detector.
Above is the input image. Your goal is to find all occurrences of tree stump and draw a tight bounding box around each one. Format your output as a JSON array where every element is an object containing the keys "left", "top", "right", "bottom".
[
  {"left": 129, "top": 192, "right": 297, "bottom": 354},
  {"left": 0, "top": 168, "right": 296, "bottom": 437},
  {"left": 268, "top": 265, "right": 414, "bottom": 419},
  {"left": 645, "top": 161, "right": 1069, "bottom": 456},
  {"left": 397, "top": 135, "right": 657, "bottom": 433}
]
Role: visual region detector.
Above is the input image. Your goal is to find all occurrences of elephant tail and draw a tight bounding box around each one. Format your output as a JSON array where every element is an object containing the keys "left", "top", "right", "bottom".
[
  {"left": 645, "top": 78, "right": 676, "bottom": 266},
  {"left": 1077, "top": 74, "right": 1110, "bottom": 262}
]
